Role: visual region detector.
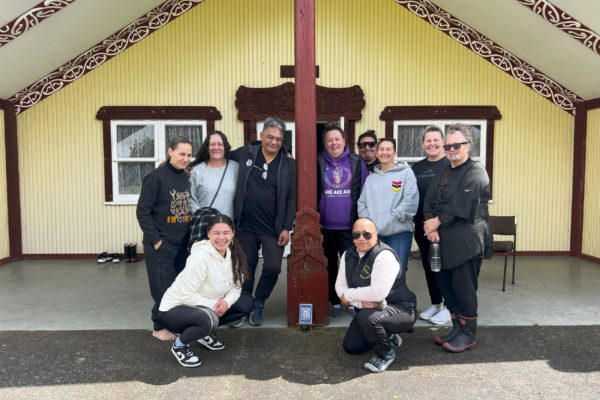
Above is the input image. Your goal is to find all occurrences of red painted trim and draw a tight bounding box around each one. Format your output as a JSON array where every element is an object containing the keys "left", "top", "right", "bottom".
[
  {"left": 295, "top": 0, "right": 318, "bottom": 212},
  {"left": 280, "top": 65, "right": 320, "bottom": 78},
  {"left": 21, "top": 254, "right": 145, "bottom": 260},
  {"left": 0, "top": 257, "right": 20, "bottom": 266},
  {"left": 579, "top": 254, "right": 600, "bottom": 264},
  {"left": 0, "top": 100, "right": 23, "bottom": 258},
  {"left": 510, "top": 251, "right": 570, "bottom": 256},
  {"left": 393, "top": 0, "right": 583, "bottom": 114},
  {"left": 102, "top": 120, "right": 113, "bottom": 202},
  {"left": 516, "top": 0, "right": 600, "bottom": 57},
  {"left": 0, "top": 0, "right": 77, "bottom": 48},
  {"left": 8, "top": 0, "right": 205, "bottom": 114},
  {"left": 96, "top": 105, "right": 221, "bottom": 202},
  {"left": 486, "top": 120, "right": 495, "bottom": 199},
  {"left": 570, "top": 104, "right": 586, "bottom": 256},
  {"left": 379, "top": 105, "right": 500, "bottom": 199},
  {"left": 586, "top": 98, "right": 600, "bottom": 110}
]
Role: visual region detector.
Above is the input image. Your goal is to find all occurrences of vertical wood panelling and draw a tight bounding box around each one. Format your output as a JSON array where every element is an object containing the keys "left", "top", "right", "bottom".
[
  {"left": 17, "top": 0, "right": 294, "bottom": 254},
  {"left": 582, "top": 109, "right": 600, "bottom": 257},
  {"left": 16, "top": 0, "right": 573, "bottom": 253},
  {"left": 316, "top": 0, "right": 573, "bottom": 251},
  {"left": 0, "top": 109, "right": 9, "bottom": 258}
]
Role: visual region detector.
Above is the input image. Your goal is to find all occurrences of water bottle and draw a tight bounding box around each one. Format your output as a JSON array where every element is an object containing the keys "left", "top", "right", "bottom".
[{"left": 430, "top": 242, "right": 441, "bottom": 272}]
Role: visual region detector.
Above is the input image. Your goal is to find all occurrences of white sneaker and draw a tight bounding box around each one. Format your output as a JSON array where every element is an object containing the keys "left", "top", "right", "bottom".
[
  {"left": 419, "top": 304, "right": 441, "bottom": 321},
  {"left": 430, "top": 307, "right": 451, "bottom": 325}
]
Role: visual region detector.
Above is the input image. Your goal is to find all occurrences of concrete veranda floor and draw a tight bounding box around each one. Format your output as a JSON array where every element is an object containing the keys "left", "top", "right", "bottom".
[{"left": 1, "top": 255, "right": 599, "bottom": 399}]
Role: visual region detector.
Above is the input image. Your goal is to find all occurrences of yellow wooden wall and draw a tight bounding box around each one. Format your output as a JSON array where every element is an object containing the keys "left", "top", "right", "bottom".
[
  {"left": 0, "top": 109, "right": 9, "bottom": 259},
  {"left": 316, "top": 0, "right": 573, "bottom": 252},
  {"left": 582, "top": 108, "right": 600, "bottom": 258},
  {"left": 16, "top": 0, "right": 573, "bottom": 254}
]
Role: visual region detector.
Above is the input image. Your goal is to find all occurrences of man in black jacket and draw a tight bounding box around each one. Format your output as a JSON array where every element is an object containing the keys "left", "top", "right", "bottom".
[{"left": 230, "top": 117, "right": 296, "bottom": 327}]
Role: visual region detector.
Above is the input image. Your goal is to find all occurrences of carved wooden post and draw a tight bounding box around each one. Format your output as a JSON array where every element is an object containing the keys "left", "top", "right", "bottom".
[{"left": 288, "top": 0, "right": 329, "bottom": 326}]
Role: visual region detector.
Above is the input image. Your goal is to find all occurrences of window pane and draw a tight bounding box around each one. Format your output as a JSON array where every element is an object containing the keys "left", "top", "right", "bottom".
[
  {"left": 446, "top": 124, "right": 481, "bottom": 157},
  {"left": 118, "top": 162, "right": 155, "bottom": 194},
  {"left": 396, "top": 125, "right": 427, "bottom": 158},
  {"left": 283, "top": 129, "right": 293, "bottom": 155},
  {"left": 117, "top": 125, "right": 155, "bottom": 158},
  {"left": 165, "top": 125, "right": 203, "bottom": 155}
]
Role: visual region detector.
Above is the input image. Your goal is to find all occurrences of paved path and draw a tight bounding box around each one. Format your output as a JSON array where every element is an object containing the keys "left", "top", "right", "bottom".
[{"left": 1, "top": 326, "right": 599, "bottom": 399}]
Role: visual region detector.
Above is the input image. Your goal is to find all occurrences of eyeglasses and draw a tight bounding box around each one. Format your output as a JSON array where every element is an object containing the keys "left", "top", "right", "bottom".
[
  {"left": 358, "top": 141, "right": 376, "bottom": 149},
  {"left": 351, "top": 231, "right": 375, "bottom": 240},
  {"left": 443, "top": 142, "right": 469, "bottom": 151},
  {"left": 253, "top": 163, "right": 268, "bottom": 180}
]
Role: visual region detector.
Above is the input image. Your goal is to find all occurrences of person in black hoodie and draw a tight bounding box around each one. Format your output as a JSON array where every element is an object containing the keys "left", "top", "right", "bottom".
[{"left": 137, "top": 136, "right": 193, "bottom": 341}]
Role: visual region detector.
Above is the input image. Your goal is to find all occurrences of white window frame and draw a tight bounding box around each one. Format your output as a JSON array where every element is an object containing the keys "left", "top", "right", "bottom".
[
  {"left": 110, "top": 119, "right": 206, "bottom": 204},
  {"left": 393, "top": 119, "right": 487, "bottom": 167}
]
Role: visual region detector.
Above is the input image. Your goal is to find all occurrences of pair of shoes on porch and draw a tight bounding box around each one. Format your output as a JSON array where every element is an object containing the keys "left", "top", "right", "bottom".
[
  {"left": 364, "top": 347, "right": 396, "bottom": 373},
  {"left": 97, "top": 252, "right": 120, "bottom": 264},
  {"left": 197, "top": 334, "right": 225, "bottom": 351},
  {"left": 419, "top": 304, "right": 451, "bottom": 324}
]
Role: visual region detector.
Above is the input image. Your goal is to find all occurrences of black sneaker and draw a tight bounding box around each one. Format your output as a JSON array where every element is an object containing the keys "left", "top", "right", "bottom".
[
  {"left": 111, "top": 254, "right": 120, "bottom": 263},
  {"left": 171, "top": 342, "right": 201, "bottom": 367},
  {"left": 329, "top": 305, "right": 341, "bottom": 318},
  {"left": 197, "top": 334, "right": 225, "bottom": 351},
  {"left": 228, "top": 316, "right": 246, "bottom": 328},
  {"left": 97, "top": 252, "right": 111, "bottom": 264},
  {"left": 364, "top": 348, "right": 396, "bottom": 373}
]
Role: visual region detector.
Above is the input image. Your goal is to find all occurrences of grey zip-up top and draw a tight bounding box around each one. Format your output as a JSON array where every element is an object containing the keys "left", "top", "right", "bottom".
[{"left": 357, "top": 161, "right": 419, "bottom": 236}]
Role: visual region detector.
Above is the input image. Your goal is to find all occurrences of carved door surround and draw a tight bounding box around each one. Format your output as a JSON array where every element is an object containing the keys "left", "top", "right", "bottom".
[{"left": 235, "top": 82, "right": 365, "bottom": 149}]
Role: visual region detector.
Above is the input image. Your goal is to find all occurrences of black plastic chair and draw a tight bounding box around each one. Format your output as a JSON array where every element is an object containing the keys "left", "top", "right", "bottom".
[{"left": 488, "top": 216, "right": 517, "bottom": 291}]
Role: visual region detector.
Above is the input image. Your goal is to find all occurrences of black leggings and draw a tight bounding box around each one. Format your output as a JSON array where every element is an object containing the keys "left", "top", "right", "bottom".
[
  {"left": 414, "top": 221, "right": 444, "bottom": 305},
  {"left": 343, "top": 305, "right": 416, "bottom": 358},
  {"left": 159, "top": 292, "right": 254, "bottom": 344}
]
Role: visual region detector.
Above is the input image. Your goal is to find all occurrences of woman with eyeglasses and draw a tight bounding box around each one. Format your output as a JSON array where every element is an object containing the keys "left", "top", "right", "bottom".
[
  {"left": 412, "top": 126, "right": 451, "bottom": 325},
  {"left": 423, "top": 124, "right": 492, "bottom": 353},
  {"left": 357, "top": 138, "right": 418, "bottom": 272},
  {"left": 189, "top": 131, "right": 239, "bottom": 219}
]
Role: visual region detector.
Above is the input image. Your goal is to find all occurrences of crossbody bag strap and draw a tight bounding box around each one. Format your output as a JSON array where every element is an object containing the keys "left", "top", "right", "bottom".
[{"left": 208, "top": 160, "right": 229, "bottom": 208}]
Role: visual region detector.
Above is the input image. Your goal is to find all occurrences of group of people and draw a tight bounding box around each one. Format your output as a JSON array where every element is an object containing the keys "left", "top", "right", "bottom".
[{"left": 136, "top": 118, "right": 491, "bottom": 372}]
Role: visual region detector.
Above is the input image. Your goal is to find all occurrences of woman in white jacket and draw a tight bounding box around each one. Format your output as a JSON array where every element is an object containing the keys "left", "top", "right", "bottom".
[
  {"left": 159, "top": 215, "right": 252, "bottom": 368},
  {"left": 357, "top": 138, "right": 418, "bottom": 271}
]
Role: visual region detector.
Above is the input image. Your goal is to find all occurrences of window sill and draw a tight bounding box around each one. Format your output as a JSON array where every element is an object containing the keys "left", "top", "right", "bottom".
[{"left": 104, "top": 201, "right": 138, "bottom": 206}]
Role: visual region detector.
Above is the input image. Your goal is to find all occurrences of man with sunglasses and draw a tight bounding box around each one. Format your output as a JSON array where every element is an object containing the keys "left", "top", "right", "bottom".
[
  {"left": 357, "top": 130, "right": 380, "bottom": 174},
  {"left": 230, "top": 117, "right": 297, "bottom": 327},
  {"left": 423, "top": 124, "right": 492, "bottom": 353},
  {"left": 336, "top": 218, "right": 417, "bottom": 373},
  {"left": 318, "top": 122, "right": 368, "bottom": 318}
]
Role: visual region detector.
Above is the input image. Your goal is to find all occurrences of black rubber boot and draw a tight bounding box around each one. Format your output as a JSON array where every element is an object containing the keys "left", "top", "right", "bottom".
[
  {"left": 443, "top": 316, "right": 477, "bottom": 353},
  {"left": 434, "top": 312, "right": 460, "bottom": 345}
]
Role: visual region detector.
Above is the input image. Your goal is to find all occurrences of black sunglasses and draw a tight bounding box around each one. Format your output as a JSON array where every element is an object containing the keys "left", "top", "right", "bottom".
[
  {"left": 443, "top": 142, "right": 469, "bottom": 151},
  {"left": 352, "top": 231, "right": 374, "bottom": 240},
  {"left": 358, "top": 141, "right": 377, "bottom": 149}
]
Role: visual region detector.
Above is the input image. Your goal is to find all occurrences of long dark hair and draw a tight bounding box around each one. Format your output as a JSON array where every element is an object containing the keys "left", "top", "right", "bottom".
[
  {"left": 206, "top": 214, "right": 248, "bottom": 286},
  {"left": 190, "top": 131, "right": 232, "bottom": 168}
]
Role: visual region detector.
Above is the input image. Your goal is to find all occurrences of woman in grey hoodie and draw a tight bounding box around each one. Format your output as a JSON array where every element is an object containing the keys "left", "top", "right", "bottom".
[{"left": 357, "top": 138, "right": 418, "bottom": 271}]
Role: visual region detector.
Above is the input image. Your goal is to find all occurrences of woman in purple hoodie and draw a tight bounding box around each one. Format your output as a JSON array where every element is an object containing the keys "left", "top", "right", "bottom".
[{"left": 317, "top": 122, "right": 368, "bottom": 317}]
